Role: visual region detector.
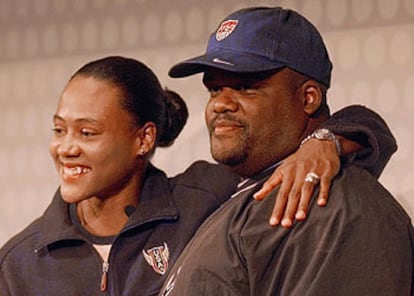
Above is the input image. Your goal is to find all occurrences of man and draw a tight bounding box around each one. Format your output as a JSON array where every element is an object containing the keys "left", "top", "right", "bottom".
[{"left": 160, "top": 7, "right": 414, "bottom": 295}]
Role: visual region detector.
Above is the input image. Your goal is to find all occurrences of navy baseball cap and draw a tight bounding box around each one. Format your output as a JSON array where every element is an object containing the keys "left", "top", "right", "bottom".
[{"left": 169, "top": 7, "right": 333, "bottom": 87}]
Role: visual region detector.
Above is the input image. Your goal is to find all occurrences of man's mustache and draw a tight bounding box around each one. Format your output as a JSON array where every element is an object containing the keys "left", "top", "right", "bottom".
[{"left": 208, "top": 114, "right": 247, "bottom": 131}]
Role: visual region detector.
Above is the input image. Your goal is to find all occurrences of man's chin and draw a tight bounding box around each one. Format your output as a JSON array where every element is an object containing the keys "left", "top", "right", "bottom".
[{"left": 212, "top": 151, "right": 247, "bottom": 168}]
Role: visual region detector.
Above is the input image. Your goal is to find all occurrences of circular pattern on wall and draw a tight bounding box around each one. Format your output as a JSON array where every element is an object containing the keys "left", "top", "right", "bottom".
[
  {"left": 102, "top": 18, "right": 120, "bottom": 49},
  {"left": 390, "top": 31, "right": 413, "bottom": 66},
  {"left": 165, "top": 11, "right": 183, "bottom": 43},
  {"left": 23, "top": 27, "right": 39, "bottom": 57},
  {"left": 350, "top": 81, "right": 373, "bottom": 106},
  {"left": 302, "top": 0, "right": 323, "bottom": 26},
  {"left": 5, "top": 29, "right": 20, "bottom": 59},
  {"left": 352, "top": 0, "right": 374, "bottom": 22},
  {"left": 376, "top": 79, "right": 398, "bottom": 114},
  {"left": 403, "top": 76, "right": 414, "bottom": 111},
  {"left": 81, "top": 20, "right": 99, "bottom": 51},
  {"left": 62, "top": 22, "right": 78, "bottom": 53},
  {"left": 378, "top": 0, "right": 399, "bottom": 20},
  {"left": 185, "top": 7, "right": 205, "bottom": 41},
  {"left": 363, "top": 33, "right": 386, "bottom": 68},
  {"left": 142, "top": 13, "right": 161, "bottom": 45},
  {"left": 337, "top": 36, "right": 360, "bottom": 70},
  {"left": 121, "top": 15, "right": 140, "bottom": 47},
  {"left": 42, "top": 24, "right": 59, "bottom": 55},
  {"left": 326, "top": 0, "right": 347, "bottom": 26}
]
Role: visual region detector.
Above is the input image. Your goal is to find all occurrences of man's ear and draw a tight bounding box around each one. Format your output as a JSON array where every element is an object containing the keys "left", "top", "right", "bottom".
[
  {"left": 135, "top": 122, "right": 157, "bottom": 156},
  {"left": 301, "top": 80, "right": 323, "bottom": 115}
]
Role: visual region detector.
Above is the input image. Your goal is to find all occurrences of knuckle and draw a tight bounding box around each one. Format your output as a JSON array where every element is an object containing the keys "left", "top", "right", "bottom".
[{"left": 289, "top": 189, "right": 301, "bottom": 200}]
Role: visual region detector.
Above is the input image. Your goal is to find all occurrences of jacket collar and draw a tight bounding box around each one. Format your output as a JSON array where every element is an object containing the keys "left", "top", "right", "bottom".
[
  {"left": 123, "top": 164, "right": 179, "bottom": 229},
  {"left": 35, "top": 164, "right": 178, "bottom": 251}
]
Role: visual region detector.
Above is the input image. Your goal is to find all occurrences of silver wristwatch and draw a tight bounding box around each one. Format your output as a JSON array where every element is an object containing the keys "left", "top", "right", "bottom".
[{"left": 300, "top": 128, "right": 342, "bottom": 155}]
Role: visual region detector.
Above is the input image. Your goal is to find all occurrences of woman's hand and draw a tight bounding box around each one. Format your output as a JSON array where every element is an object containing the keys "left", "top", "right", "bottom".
[{"left": 254, "top": 138, "right": 340, "bottom": 228}]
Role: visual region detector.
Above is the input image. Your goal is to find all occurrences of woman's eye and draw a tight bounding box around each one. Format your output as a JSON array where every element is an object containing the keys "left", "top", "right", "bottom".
[{"left": 51, "top": 127, "right": 64, "bottom": 135}]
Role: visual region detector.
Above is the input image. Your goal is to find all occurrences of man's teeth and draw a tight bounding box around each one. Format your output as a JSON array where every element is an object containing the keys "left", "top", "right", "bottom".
[{"left": 63, "top": 166, "right": 91, "bottom": 176}]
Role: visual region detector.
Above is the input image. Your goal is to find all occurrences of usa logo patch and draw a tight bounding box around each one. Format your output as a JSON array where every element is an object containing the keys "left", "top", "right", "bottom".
[
  {"left": 216, "top": 20, "right": 238, "bottom": 41},
  {"left": 143, "top": 242, "right": 170, "bottom": 275}
]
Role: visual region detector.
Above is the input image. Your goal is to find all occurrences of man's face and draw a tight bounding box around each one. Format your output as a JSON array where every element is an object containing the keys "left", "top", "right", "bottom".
[
  {"left": 49, "top": 75, "right": 140, "bottom": 203},
  {"left": 204, "top": 68, "right": 308, "bottom": 176}
]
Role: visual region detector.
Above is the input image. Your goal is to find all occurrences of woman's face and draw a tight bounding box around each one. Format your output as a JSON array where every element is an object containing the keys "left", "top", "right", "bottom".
[{"left": 49, "top": 75, "right": 141, "bottom": 204}]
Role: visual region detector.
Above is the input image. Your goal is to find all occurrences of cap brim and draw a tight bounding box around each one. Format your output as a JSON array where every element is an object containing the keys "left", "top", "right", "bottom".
[{"left": 169, "top": 48, "right": 286, "bottom": 78}]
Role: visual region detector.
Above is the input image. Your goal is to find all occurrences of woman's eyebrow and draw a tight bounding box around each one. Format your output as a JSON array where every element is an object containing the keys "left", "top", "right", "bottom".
[{"left": 53, "top": 114, "right": 102, "bottom": 126}]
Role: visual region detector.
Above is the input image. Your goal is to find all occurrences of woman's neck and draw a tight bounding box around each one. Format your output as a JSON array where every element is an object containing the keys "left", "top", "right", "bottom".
[
  {"left": 76, "top": 195, "right": 137, "bottom": 236},
  {"left": 76, "top": 161, "right": 148, "bottom": 236},
  {"left": 76, "top": 171, "right": 144, "bottom": 236}
]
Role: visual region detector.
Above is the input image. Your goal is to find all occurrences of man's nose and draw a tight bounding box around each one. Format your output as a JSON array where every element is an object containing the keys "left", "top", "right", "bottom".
[{"left": 212, "top": 87, "right": 239, "bottom": 113}]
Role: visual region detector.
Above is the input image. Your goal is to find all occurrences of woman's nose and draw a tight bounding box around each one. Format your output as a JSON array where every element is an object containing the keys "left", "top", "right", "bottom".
[{"left": 55, "top": 135, "right": 81, "bottom": 157}]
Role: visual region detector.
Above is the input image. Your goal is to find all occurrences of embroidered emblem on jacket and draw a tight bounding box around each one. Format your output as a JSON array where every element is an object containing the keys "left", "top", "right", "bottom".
[
  {"left": 143, "top": 242, "right": 170, "bottom": 275},
  {"left": 216, "top": 20, "right": 238, "bottom": 41}
]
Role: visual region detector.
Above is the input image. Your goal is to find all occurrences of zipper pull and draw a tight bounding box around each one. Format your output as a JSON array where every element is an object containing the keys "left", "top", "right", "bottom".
[{"left": 100, "top": 261, "right": 109, "bottom": 292}]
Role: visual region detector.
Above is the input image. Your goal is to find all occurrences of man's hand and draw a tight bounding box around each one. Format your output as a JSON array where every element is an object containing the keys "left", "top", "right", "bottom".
[{"left": 254, "top": 138, "right": 340, "bottom": 227}]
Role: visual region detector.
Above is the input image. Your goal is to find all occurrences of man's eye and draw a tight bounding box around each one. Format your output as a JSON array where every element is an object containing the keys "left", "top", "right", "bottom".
[
  {"left": 208, "top": 87, "right": 222, "bottom": 97},
  {"left": 81, "top": 129, "right": 96, "bottom": 137},
  {"left": 238, "top": 85, "right": 252, "bottom": 91},
  {"left": 238, "top": 85, "right": 258, "bottom": 95}
]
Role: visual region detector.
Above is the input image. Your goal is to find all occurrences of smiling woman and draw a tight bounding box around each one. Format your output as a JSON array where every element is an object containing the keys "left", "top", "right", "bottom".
[
  {"left": 50, "top": 75, "right": 149, "bottom": 215},
  {"left": 0, "top": 56, "right": 220, "bottom": 295},
  {"left": 47, "top": 58, "right": 189, "bottom": 238}
]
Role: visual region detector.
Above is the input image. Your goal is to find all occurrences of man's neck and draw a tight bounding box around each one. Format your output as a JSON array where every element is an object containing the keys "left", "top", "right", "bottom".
[{"left": 229, "top": 159, "right": 284, "bottom": 179}]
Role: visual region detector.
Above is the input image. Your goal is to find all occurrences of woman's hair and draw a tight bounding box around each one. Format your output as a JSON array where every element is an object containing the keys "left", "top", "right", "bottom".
[{"left": 70, "top": 56, "right": 188, "bottom": 147}]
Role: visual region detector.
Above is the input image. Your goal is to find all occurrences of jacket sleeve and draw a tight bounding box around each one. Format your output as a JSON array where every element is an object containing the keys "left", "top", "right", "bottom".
[
  {"left": 242, "top": 167, "right": 413, "bottom": 296},
  {"left": 170, "top": 160, "right": 240, "bottom": 204},
  {"left": 320, "top": 105, "right": 397, "bottom": 178},
  {"left": 0, "top": 272, "right": 11, "bottom": 296}
]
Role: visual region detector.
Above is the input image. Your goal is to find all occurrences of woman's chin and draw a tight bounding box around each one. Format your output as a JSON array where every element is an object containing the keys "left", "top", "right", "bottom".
[{"left": 59, "top": 188, "right": 86, "bottom": 204}]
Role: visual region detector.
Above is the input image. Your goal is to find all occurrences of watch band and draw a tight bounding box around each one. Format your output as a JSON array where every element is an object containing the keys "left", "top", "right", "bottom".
[{"left": 300, "top": 128, "right": 342, "bottom": 155}]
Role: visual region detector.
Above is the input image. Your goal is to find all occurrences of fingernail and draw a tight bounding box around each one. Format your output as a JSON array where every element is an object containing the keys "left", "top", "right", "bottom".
[
  {"left": 281, "top": 218, "right": 292, "bottom": 228},
  {"left": 318, "top": 198, "right": 326, "bottom": 206},
  {"left": 269, "top": 217, "right": 279, "bottom": 226},
  {"left": 295, "top": 210, "right": 306, "bottom": 220}
]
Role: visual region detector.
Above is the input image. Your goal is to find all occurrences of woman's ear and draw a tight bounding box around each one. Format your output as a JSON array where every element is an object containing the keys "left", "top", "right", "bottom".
[
  {"left": 301, "top": 80, "right": 323, "bottom": 115},
  {"left": 135, "top": 122, "right": 157, "bottom": 156}
]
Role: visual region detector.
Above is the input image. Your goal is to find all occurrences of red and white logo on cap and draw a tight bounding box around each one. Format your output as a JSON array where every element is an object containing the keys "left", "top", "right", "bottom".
[{"left": 216, "top": 20, "right": 238, "bottom": 41}]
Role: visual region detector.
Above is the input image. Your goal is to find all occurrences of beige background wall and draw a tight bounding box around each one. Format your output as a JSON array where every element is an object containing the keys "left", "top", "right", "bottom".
[{"left": 0, "top": 0, "right": 413, "bottom": 246}]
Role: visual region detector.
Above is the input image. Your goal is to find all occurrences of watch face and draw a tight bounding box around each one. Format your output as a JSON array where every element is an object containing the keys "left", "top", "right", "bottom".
[
  {"left": 309, "top": 129, "right": 341, "bottom": 155},
  {"left": 316, "top": 128, "right": 330, "bottom": 139}
]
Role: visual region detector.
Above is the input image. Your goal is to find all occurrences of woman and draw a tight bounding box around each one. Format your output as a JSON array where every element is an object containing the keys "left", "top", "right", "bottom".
[{"left": 0, "top": 56, "right": 395, "bottom": 296}]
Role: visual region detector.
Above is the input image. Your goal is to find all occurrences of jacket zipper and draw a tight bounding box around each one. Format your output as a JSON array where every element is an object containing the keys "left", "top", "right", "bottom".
[{"left": 100, "top": 261, "right": 109, "bottom": 292}]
